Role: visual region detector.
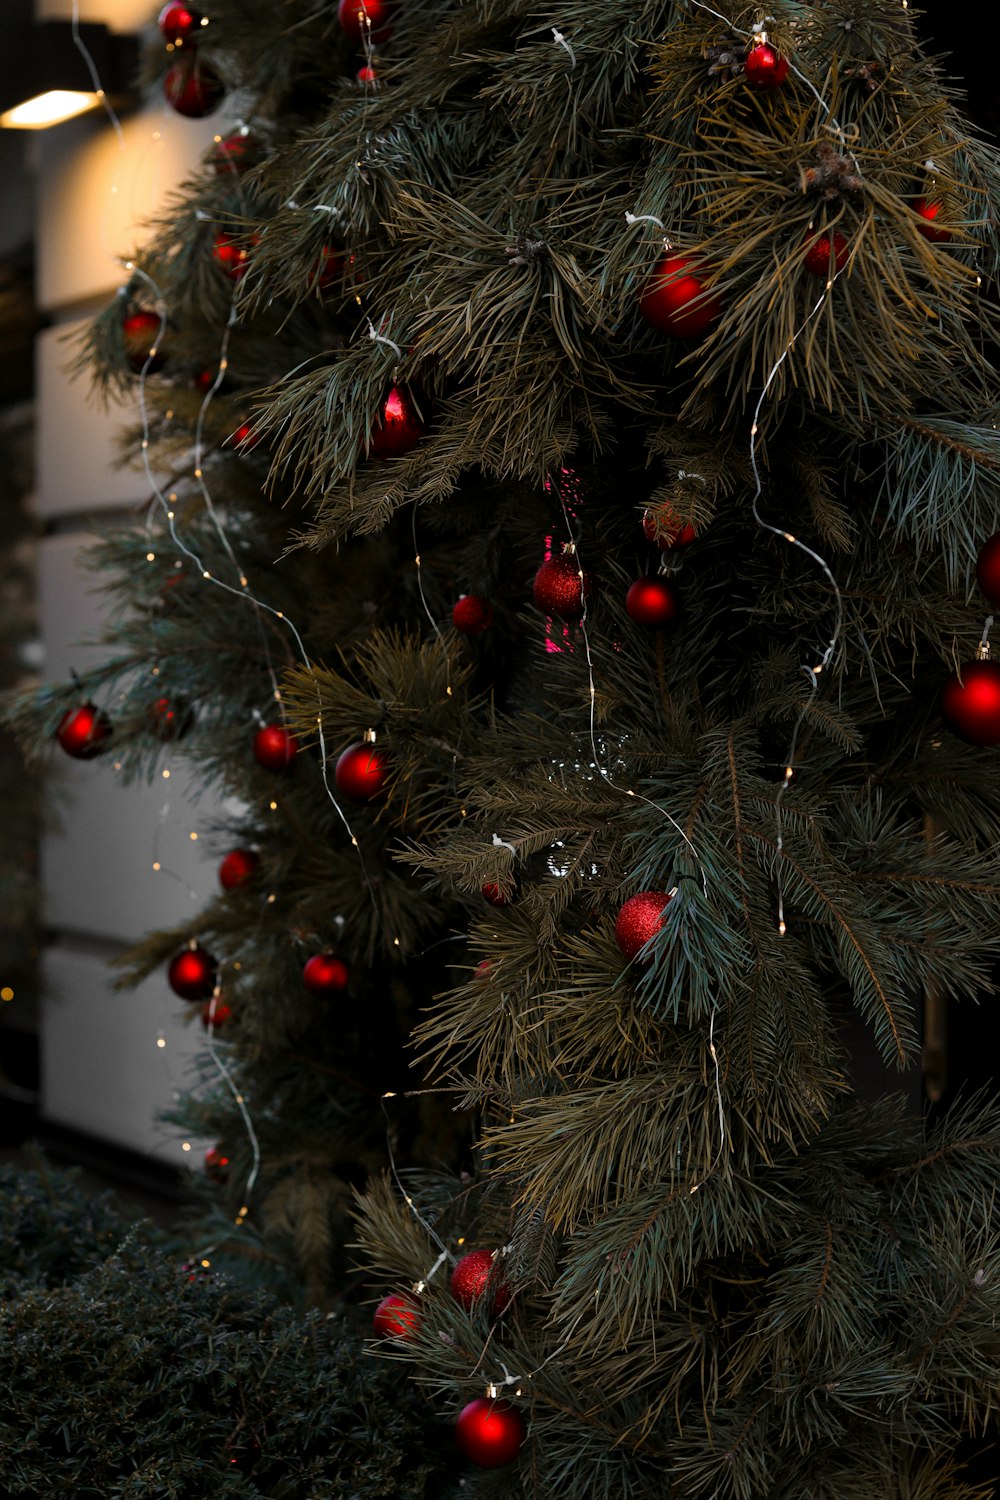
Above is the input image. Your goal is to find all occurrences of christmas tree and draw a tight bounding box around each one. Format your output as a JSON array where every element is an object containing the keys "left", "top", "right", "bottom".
[{"left": 7, "top": 0, "right": 1000, "bottom": 1492}]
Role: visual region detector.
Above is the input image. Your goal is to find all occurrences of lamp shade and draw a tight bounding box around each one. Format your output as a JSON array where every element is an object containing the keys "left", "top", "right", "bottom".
[{"left": 0, "top": 21, "right": 137, "bottom": 129}]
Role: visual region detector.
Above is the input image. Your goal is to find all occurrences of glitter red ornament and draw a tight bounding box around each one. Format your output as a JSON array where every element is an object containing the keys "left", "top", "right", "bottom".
[
  {"left": 976, "top": 533, "right": 1000, "bottom": 609},
  {"left": 450, "top": 1249, "right": 511, "bottom": 1314},
  {"left": 366, "top": 385, "right": 425, "bottom": 460},
  {"left": 455, "top": 1399, "right": 526, "bottom": 1469},
  {"left": 615, "top": 890, "right": 674, "bottom": 961},
  {"left": 373, "top": 1292, "right": 419, "bottom": 1339},
  {"left": 642, "top": 507, "right": 696, "bottom": 550},
  {"left": 253, "top": 724, "right": 299, "bottom": 770},
  {"left": 168, "top": 944, "right": 217, "bottom": 1000},
  {"left": 218, "top": 848, "right": 259, "bottom": 891},
  {"left": 158, "top": 2, "right": 201, "bottom": 44},
  {"left": 452, "top": 595, "right": 493, "bottom": 635},
  {"left": 532, "top": 551, "right": 592, "bottom": 621},
  {"left": 803, "top": 230, "right": 848, "bottom": 277},
  {"left": 201, "top": 997, "right": 234, "bottom": 1030},
  {"left": 55, "top": 703, "right": 112, "bottom": 760},
  {"left": 941, "top": 659, "right": 1000, "bottom": 746},
  {"left": 163, "top": 58, "right": 224, "bottom": 117},
  {"left": 744, "top": 42, "right": 789, "bottom": 89},
  {"left": 639, "top": 252, "right": 721, "bottom": 339},
  {"left": 148, "top": 695, "right": 194, "bottom": 741},
  {"left": 212, "top": 233, "right": 252, "bottom": 282},
  {"left": 204, "top": 1144, "right": 230, "bottom": 1182},
  {"left": 913, "top": 198, "right": 951, "bottom": 243},
  {"left": 335, "top": 740, "right": 388, "bottom": 802},
  {"left": 626, "top": 577, "right": 680, "bottom": 628},
  {"left": 122, "top": 311, "right": 165, "bottom": 374},
  {"left": 302, "top": 953, "right": 350, "bottom": 996},
  {"left": 337, "top": 0, "right": 394, "bottom": 43}
]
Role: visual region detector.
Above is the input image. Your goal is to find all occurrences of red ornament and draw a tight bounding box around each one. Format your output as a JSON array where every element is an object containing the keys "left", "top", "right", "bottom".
[
  {"left": 193, "top": 367, "right": 216, "bottom": 394},
  {"left": 212, "top": 233, "right": 253, "bottom": 282},
  {"left": 455, "top": 1399, "right": 526, "bottom": 1469},
  {"left": 253, "top": 723, "right": 299, "bottom": 770},
  {"left": 212, "top": 131, "right": 258, "bottom": 175},
  {"left": 168, "top": 944, "right": 217, "bottom": 1001},
  {"left": 532, "top": 552, "right": 592, "bottom": 621},
  {"left": 158, "top": 2, "right": 201, "bottom": 44},
  {"left": 366, "top": 385, "right": 425, "bottom": 460},
  {"left": 334, "top": 741, "right": 388, "bottom": 802},
  {"left": 639, "top": 253, "right": 722, "bottom": 339},
  {"left": 55, "top": 703, "right": 112, "bottom": 760},
  {"left": 626, "top": 577, "right": 680, "bottom": 628},
  {"left": 201, "top": 997, "right": 234, "bottom": 1030},
  {"left": 357, "top": 64, "right": 379, "bottom": 86},
  {"left": 226, "top": 422, "right": 263, "bottom": 452},
  {"left": 148, "top": 695, "right": 194, "bottom": 741},
  {"left": 481, "top": 882, "right": 509, "bottom": 908},
  {"left": 744, "top": 42, "right": 790, "bottom": 89},
  {"left": 337, "top": 0, "right": 393, "bottom": 43},
  {"left": 803, "top": 230, "right": 849, "bottom": 277},
  {"left": 976, "top": 533, "right": 1000, "bottom": 609},
  {"left": 302, "top": 953, "right": 350, "bottom": 996},
  {"left": 615, "top": 890, "right": 674, "bottom": 961},
  {"left": 204, "top": 1145, "right": 230, "bottom": 1182},
  {"left": 310, "top": 243, "right": 350, "bottom": 292},
  {"left": 218, "top": 848, "right": 259, "bottom": 891},
  {"left": 450, "top": 1249, "right": 510, "bottom": 1314},
  {"left": 163, "top": 58, "right": 224, "bottom": 117},
  {"left": 452, "top": 595, "right": 493, "bottom": 635},
  {"left": 122, "top": 311, "right": 165, "bottom": 374},
  {"left": 941, "top": 659, "right": 1000, "bottom": 746},
  {"left": 642, "top": 507, "right": 696, "bottom": 550},
  {"left": 913, "top": 198, "right": 952, "bottom": 244},
  {"left": 373, "top": 1292, "right": 419, "bottom": 1339}
]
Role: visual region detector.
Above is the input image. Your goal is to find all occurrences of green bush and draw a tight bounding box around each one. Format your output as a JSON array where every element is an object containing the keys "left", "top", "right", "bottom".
[{"left": 0, "top": 1156, "right": 131, "bottom": 1299}]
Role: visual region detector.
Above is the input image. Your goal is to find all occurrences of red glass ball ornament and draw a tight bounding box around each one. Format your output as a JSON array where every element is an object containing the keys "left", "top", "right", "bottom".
[
  {"left": 122, "top": 311, "right": 165, "bottom": 374},
  {"left": 55, "top": 703, "right": 112, "bottom": 760},
  {"left": 148, "top": 695, "right": 194, "bottom": 741},
  {"left": 193, "top": 367, "right": 216, "bottom": 394},
  {"left": 204, "top": 1144, "right": 229, "bottom": 1182},
  {"left": 615, "top": 890, "right": 674, "bottom": 961},
  {"left": 253, "top": 724, "right": 299, "bottom": 771},
  {"left": 201, "top": 997, "right": 234, "bottom": 1030},
  {"left": 334, "top": 741, "right": 388, "bottom": 802},
  {"left": 357, "top": 64, "right": 379, "bottom": 86},
  {"left": 639, "top": 253, "right": 722, "bottom": 339},
  {"left": 337, "top": 0, "right": 393, "bottom": 43},
  {"left": 226, "top": 422, "right": 263, "bottom": 452},
  {"left": 941, "top": 660, "right": 1000, "bottom": 746},
  {"left": 212, "top": 131, "right": 258, "bottom": 176},
  {"left": 803, "top": 230, "right": 849, "bottom": 277},
  {"left": 642, "top": 507, "right": 696, "bottom": 550},
  {"left": 310, "top": 243, "right": 348, "bottom": 292},
  {"left": 481, "top": 882, "right": 508, "bottom": 908},
  {"left": 373, "top": 1292, "right": 419, "bottom": 1339},
  {"left": 626, "top": 577, "right": 680, "bottom": 628},
  {"left": 976, "top": 533, "right": 1000, "bottom": 609},
  {"left": 532, "top": 553, "right": 592, "bottom": 621},
  {"left": 158, "top": 2, "right": 201, "bottom": 43},
  {"left": 913, "top": 197, "right": 952, "bottom": 243},
  {"left": 212, "top": 233, "right": 252, "bottom": 282},
  {"left": 302, "top": 953, "right": 350, "bottom": 996},
  {"left": 163, "top": 58, "right": 224, "bottom": 117},
  {"left": 455, "top": 1399, "right": 526, "bottom": 1469},
  {"left": 219, "top": 848, "right": 259, "bottom": 891},
  {"left": 450, "top": 1249, "right": 511, "bottom": 1314},
  {"left": 744, "top": 42, "right": 789, "bottom": 89},
  {"left": 168, "top": 945, "right": 217, "bottom": 1000},
  {"left": 452, "top": 594, "right": 493, "bottom": 635},
  {"left": 366, "top": 385, "right": 425, "bottom": 460}
]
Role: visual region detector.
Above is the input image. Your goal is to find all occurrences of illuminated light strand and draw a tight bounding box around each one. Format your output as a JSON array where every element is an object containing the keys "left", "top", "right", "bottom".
[
  {"left": 411, "top": 504, "right": 452, "bottom": 697},
  {"left": 367, "top": 316, "right": 402, "bottom": 361},
  {"left": 71, "top": 0, "right": 124, "bottom": 149},
  {"left": 380, "top": 1092, "right": 452, "bottom": 1256},
  {"left": 551, "top": 27, "right": 576, "bottom": 68},
  {"left": 195, "top": 982, "right": 263, "bottom": 1252}
]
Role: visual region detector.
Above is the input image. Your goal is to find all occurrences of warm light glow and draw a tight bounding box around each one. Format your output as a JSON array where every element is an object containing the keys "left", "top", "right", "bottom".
[
  {"left": 1, "top": 90, "right": 102, "bottom": 129},
  {"left": 0, "top": 987, "right": 13, "bottom": 1002}
]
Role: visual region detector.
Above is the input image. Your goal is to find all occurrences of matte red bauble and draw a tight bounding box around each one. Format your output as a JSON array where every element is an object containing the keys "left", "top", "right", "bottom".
[
  {"left": 218, "top": 848, "right": 259, "bottom": 891},
  {"left": 366, "top": 385, "right": 425, "bottom": 459},
  {"left": 55, "top": 703, "right": 112, "bottom": 760},
  {"left": 615, "top": 890, "right": 674, "bottom": 961},
  {"left": 337, "top": 0, "right": 394, "bottom": 42},
  {"left": 204, "top": 1145, "right": 230, "bottom": 1182},
  {"left": 642, "top": 507, "right": 696, "bottom": 550},
  {"left": 335, "top": 741, "right": 388, "bottom": 802},
  {"left": 373, "top": 1292, "right": 419, "bottom": 1339},
  {"left": 455, "top": 1399, "right": 526, "bottom": 1469},
  {"left": 639, "top": 253, "right": 721, "bottom": 339},
  {"left": 803, "top": 230, "right": 848, "bottom": 277},
  {"left": 158, "top": 2, "right": 201, "bottom": 43},
  {"left": 452, "top": 595, "right": 493, "bottom": 635},
  {"left": 253, "top": 724, "right": 299, "bottom": 770},
  {"left": 163, "top": 59, "right": 224, "bottom": 117},
  {"left": 626, "top": 577, "right": 680, "bottom": 627},
  {"left": 201, "top": 997, "right": 234, "bottom": 1029},
  {"left": 941, "top": 660, "right": 1000, "bottom": 746},
  {"left": 148, "top": 695, "right": 194, "bottom": 741},
  {"left": 212, "top": 233, "right": 252, "bottom": 282},
  {"left": 212, "top": 131, "right": 259, "bottom": 175},
  {"left": 744, "top": 42, "right": 789, "bottom": 89},
  {"left": 302, "top": 953, "right": 350, "bottom": 996},
  {"left": 168, "top": 945, "right": 217, "bottom": 1000},
  {"left": 532, "top": 553, "right": 592, "bottom": 621},
  {"left": 122, "top": 311, "right": 165, "bottom": 374},
  {"left": 450, "top": 1248, "right": 511, "bottom": 1313},
  {"left": 976, "top": 533, "right": 1000, "bottom": 609},
  {"left": 913, "top": 198, "right": 951, "bottom": 243}
]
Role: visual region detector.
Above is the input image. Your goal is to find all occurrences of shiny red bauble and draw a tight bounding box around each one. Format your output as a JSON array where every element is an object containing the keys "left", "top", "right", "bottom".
[
  {"left": 302, "top": 953, "right": 350, "bottom": 996},
  {"left": 373, "top": 1292, "right": 419, "bottom": 1339},
  {"left": 913, "top": 198, "right": 951, "bottom": 243},
  {"left": 148, "top": 695, "right": 194, "bottom": 741},
  {"left": 803, "top": 230, "right": 848, "bottom": 277},
  {"left": 450, "top": 1249, "right": 510, "bottom": 1313},
  {"left": 357, "top": 64, "right": 379, "bottom": 85},
  {"left": 122, "top": 311, "right": 165, "bottom": 374},
  {"left": 310, "top": 243, "right": 349, "bottom": 292},
  {"left": 639, "top": 253, "right": 722, "bottom": 339},
  {"left": 337, "top": 0, "right": 394, "bottom": 42},
  {"left": 227, "top": 422, "right": 263, "bottom": 452},
  {"left": 253, "top": 723, "right": 299, "bottom": 770},
  {"left": 55, "top": 703, "right": 112, "bottom": 760},
  {"left": 218, "top": 848, "right": 259, "bottom": 891},
  {"left": 158, "top": 2, "right": 201, "bottom": 43},
  {"left": 481, "top": 882, "right": 509, "bottom": 908},
  {"left": 452, "top": 595, "right": 493, "bottom": 635},
  {"left": 168, "top": 944, "right": 217, "bottom": 1000},
  {"left": 626, "top": 577, "right": 680, "bottom": 628},
  {"left": 366, "top": 385, "right": 425, "bottom": 460},
  {"left": 642, "top": 507, "right": 696, "bottom": 550},
  {"left": 163, "top": 58, "right": 224, "bottom": 117},
  {"left": 532, "top": 553, "right": 592, "bottom": 621},
  {"left": 615, "top": 890, "right": 674, "bottom": 961},
  {"left": 744, "top": 42, "right": 789, "bottom": 89},
  {"left": 212, "top": 131, "right": 259, "bottom": 175},
  {"left": 201, "top": 997, "right": 234, "bottom": 1030},
  {"left": 212, "top": 233, "right": 252, "bottom": 282},
  {"left": 455, "top": 1399, "right": 526, "bottom": 1469},
  {"left": 334, "top": 741, "right": 389, "bottom": 802},
  {"left": 204, "top": 1144, "right": 230, "bottom": 1182},
  {"left": 976, "top": 533, "right": 1000, "bottom": 608},
  {"left": 941, "top": 660, "right": 1000, "bottom": 746}
]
